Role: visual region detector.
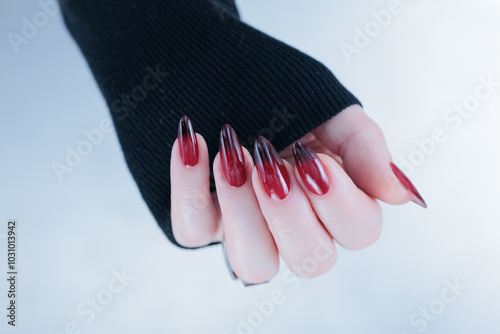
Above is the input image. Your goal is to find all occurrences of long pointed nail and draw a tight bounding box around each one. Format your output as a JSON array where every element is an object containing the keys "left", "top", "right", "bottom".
[
  {"left": 220, "top": 124, "right": 247, "bottom": 187},
  {"left": 254, "top": 136, "right": 291, "bottom": 201},
  {"left": 390, "top": 162, "right": 427, "bottom": 208},
  {"left": 178, "top": 115, "right": 199, "bottom": 167},
  {"left": 293, "top": 141, "right": 332, "bottom": 196}
]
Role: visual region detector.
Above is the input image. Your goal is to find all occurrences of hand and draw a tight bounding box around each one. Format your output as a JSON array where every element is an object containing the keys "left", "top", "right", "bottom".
[{"left": 170, "top": 105, "right": 426, "bottom": 284}]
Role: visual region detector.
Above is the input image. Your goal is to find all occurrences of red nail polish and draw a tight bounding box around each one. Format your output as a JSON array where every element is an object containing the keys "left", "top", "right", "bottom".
[
  {"left": 293, "top": 141, "right": 331, "bottom": 196},
  {"left": 254, "top": 136, "right": 291, "bottom": 201},
  {"left": 178, "top": 115, "right": 199, "bottom": 167},
  {"left": 220, "top": 124, "right": 246, "bottom": 187},
  {"left": 390, "top": 162, "right": 427, "bottom": 208}
]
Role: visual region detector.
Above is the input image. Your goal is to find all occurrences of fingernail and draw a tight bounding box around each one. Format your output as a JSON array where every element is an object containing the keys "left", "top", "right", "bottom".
[
  {"left": 390, "top": 162, "right": 427, "bottom": 208},
  {"left": 221, "top": 243, "right": 239, "bottom": 281},
  {"left": 220, "top": 124, "right": 247, "bottom": 187},
  {"left": 178, "top": 115, "right": 199, "bottom": 167},
  {"left": 254, "top": 136, "right": 291, "bottom": 201},
  {"left": 242, "top": 280, "right": 269, "bottom": 287},
  {"left": 292, "top": 141, "right": 332, "bottom": 196}
]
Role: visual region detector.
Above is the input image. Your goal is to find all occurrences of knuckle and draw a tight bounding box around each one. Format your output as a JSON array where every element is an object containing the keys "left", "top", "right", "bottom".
[
  {"left": 291, "top": 240, "right": 337, "bottom": 278},
  {"left": 173, "top": 230, "right": 212, "bottom": 248},
  {"left": 228, "top": 248, "right": 279, "bottom": 284},
  {"left": 234, "top": 266, "right": 279, "bottom": 285},
  {"left": 293, "top": 255, "right": 337, "bottom": 279},
  {"left": 271, "top": 212, "right": 317, "bottom": 240},
  {"left": 342, "top": 227, "right": 382, "bottom": 250},
  {"left": 172, "top": 191, "right": 216, "bottom": 247},
  {"left": 341, "top": 208, "right": 383, "bottom": 250},
  {"left": 172, "top": 216, "right": 216, "bottom": 248}
]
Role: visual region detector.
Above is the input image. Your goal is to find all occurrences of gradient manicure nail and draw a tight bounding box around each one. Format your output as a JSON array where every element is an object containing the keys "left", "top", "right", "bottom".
[
  {"left": 390, "top": 162, "right": 428, "bottom": 208},
  {"left": 220, "top": 124, "right": 246, "bottom": 187},
  {"left": 178, "top": 115, "right": 199, "bottom": 167},
  {"left": 293, "top": 141, "right": 332, "bottom": 196},
  {"left": 254, "top": 136, "right": 291, "bottom": 201}
]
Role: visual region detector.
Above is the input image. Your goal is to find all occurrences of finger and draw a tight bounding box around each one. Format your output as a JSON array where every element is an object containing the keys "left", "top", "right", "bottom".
[
  {"left": 313, "top": 105, "right": 427, "bottom": 208},
  {"left": 293, "top": 141, "right": 382, "bottom": 250},
  {"left": 279, "top": 133, "right": 344, "bottom": 167},
  {"left": 214, "top": 125, "right": 279, "bottom": 284},
  {"left": 171, "top": 116, "right": 221, "bottom": 247},
  {"left": 252, "top": 137, "right": 337, "bottom": 278}
]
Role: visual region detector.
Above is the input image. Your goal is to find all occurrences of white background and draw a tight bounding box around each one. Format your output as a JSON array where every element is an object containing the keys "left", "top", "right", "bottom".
[{"left": 1, "top": 0, "right": 500, "bottom": 333}]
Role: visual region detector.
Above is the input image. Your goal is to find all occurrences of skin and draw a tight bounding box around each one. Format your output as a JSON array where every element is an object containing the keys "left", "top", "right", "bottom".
[{"left": 170, "top": 105, "right": 413, "bottom": 284}]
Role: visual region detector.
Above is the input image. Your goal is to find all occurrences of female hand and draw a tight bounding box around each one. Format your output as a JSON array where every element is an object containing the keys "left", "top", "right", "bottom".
[{"left": 170, "top": 105, "right": 426, "bottom": 284}]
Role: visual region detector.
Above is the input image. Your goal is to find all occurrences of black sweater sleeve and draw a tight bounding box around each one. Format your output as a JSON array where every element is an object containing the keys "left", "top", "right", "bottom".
[{"left": 61, "top": 0, "right": 360, "bottom": 248}]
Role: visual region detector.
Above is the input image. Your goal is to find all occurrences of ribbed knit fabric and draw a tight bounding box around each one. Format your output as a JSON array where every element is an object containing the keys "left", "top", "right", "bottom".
[{"left": 61, "top": 0, "right": 361, "bottom": 248}]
